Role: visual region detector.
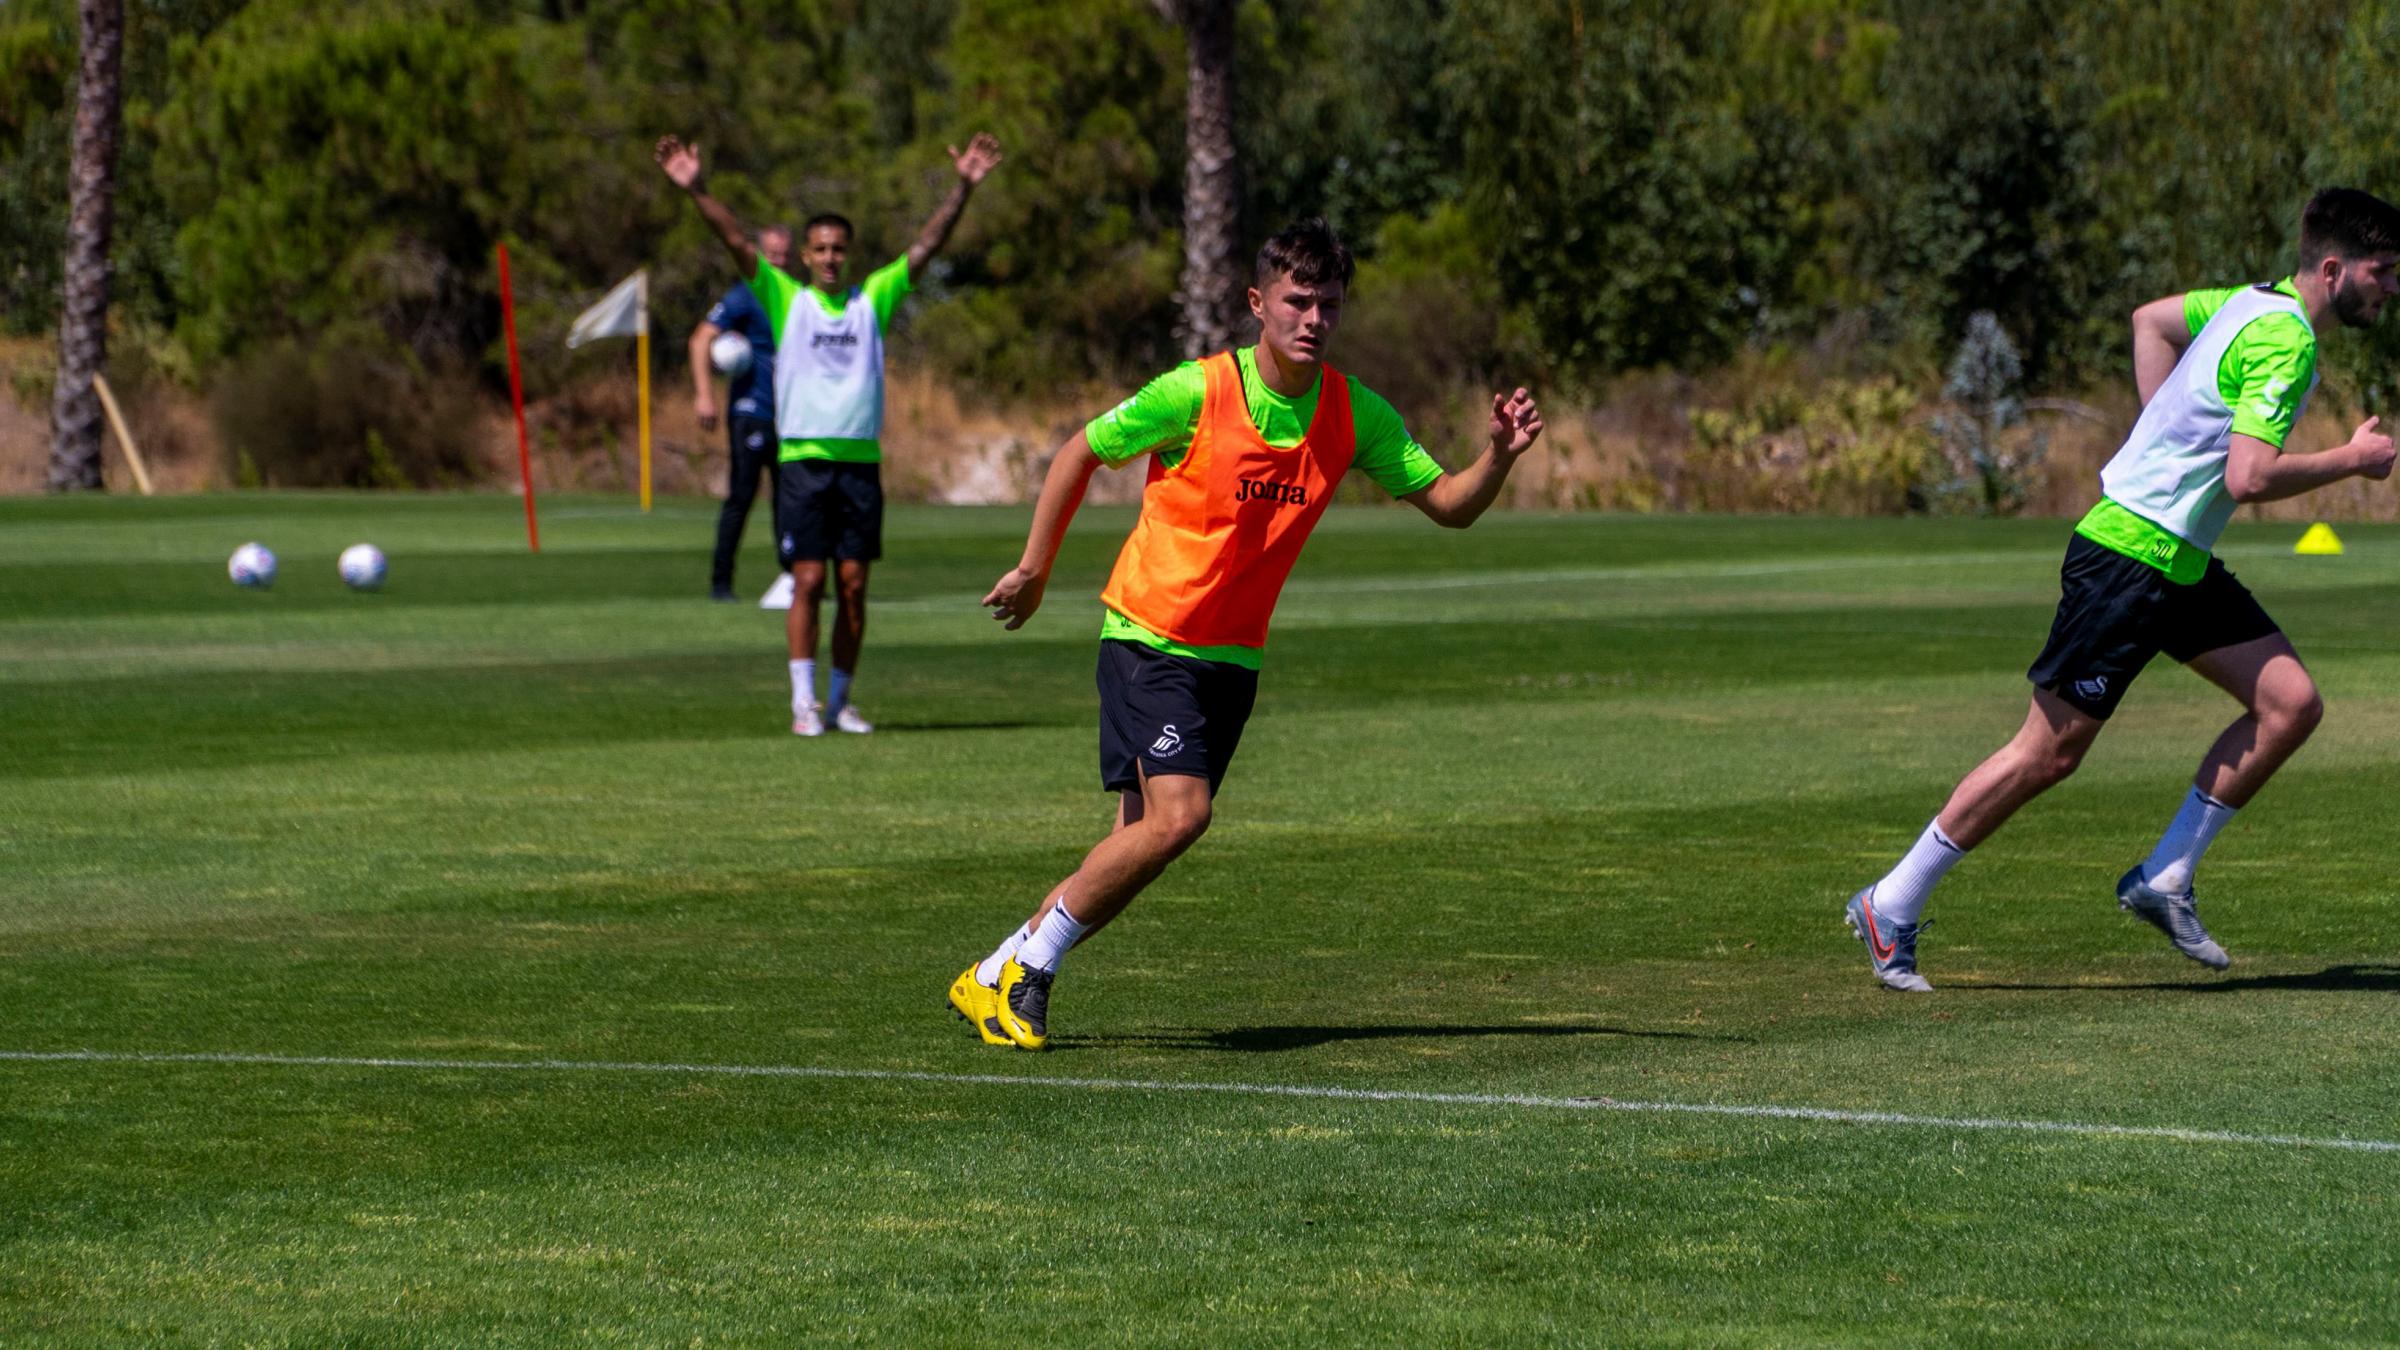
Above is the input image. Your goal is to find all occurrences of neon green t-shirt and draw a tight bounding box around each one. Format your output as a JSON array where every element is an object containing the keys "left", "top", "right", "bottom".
[
  {"left": 1084, "top": 347, "right": 1447, "bottom": 668},
  {"left": 750, "top": 255, "right": 914, "bottom": 463}
]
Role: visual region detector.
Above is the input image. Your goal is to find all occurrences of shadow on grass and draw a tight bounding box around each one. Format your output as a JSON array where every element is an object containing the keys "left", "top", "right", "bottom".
[
  {"left": 1955, "top": 964, "right": 2400, "bottom": 994},
  {"left": 1069, "top": 1022, "right": 1735, "bottom": 1053}
]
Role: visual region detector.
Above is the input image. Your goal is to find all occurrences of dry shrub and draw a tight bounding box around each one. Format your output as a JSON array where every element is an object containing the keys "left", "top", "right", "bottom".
[
  {"left": 1687, "top": 378, "right": 1934, "bottom": 515},
  {"left": 874, "top": 367, "right": 1136, "bottom": 505},
  {"left": 0, "top": 334, "right": 221, "bottom": 493},
  {"left": 212, "top": 338, "right": 484, "bottom": 488}
]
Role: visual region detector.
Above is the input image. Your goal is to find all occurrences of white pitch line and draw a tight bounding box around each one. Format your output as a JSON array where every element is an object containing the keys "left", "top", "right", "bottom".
[{"left": 4, "top": 1049, "right": 2395, "bottom": 1155}]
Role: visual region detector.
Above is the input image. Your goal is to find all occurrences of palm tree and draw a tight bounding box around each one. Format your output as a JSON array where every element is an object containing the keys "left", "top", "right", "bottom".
[
  {"left": 1155, "top": 0, "right": 1242, "bottom": 360},
  {"left": 49, "top": 0, "right": 125, "bottom": 493}
]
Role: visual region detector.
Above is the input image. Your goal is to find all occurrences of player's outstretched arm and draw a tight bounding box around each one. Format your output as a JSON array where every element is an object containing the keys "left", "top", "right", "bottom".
[
  {"left": 906, "top": 133, "right": 1003, "bottom": 281},
  {"left": 1401, "top": 388, "right": 1544, "bottom": 529},
  {"left": 654, "top": 135, "right": 760, "bottom": 278},
  {"left": 983, "top": 428, "right": 1104, "bottom": 630},
  {"left": 2131, "top": 294, "right": 2192, "bottom": 406},
  {"left": 688, "top": 320, "right": 723, "bottom": 431},
  {"left": 2226, "top": 419, "right": 2397, "bottom": 504}
]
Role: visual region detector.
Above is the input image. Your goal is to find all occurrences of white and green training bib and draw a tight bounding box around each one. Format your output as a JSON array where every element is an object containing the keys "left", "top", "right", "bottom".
[
  {"left": 748, "top": 256, "right": 913, "bottom": 464},
  {"left": 2082, "top": 279, "right": 2317, "bottom": 580}
]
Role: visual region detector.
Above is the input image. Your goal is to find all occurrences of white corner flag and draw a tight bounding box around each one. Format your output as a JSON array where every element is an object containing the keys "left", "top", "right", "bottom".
[
  {"left": 565, "top": 269, "right": 655, "bottom": 510},
  {"left": 566, "top": 270, "right": 648, "bottom": 348}
]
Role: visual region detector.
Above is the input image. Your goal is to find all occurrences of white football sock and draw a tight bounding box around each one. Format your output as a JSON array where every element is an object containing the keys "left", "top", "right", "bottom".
[
  {"left": 2141, "top": 787, "right": 2236, "bottom": 895},
  {"left": 1015, "top": 900, "right": 1091, "bottom": 974},
  {"left": 975, "top": 922, "right": 1032, "bottom": 988},
  {"left": 1871, "top": 820, "right": 1965, "bottom": 926},
  {"left": 829, "top": 667, "right": 854, "bottom": 713},
  {"left": 789, "top": 659, "right": 816, "bottom": 717}
]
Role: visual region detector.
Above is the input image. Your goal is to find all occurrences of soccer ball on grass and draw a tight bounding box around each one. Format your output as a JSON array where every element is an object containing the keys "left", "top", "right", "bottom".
[
  {"left": 228, "top": 542, "right": 277, "bottom": 589},
  {"left": 339, "top": 543, "right": 388, "bottom": 591}
]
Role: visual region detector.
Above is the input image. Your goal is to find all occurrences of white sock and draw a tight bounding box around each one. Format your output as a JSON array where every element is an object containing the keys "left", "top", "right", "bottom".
[
  {"left": 1015, "top": 900, "right": 1091, "bottom": 974},
  {"left": 1871, "top": 820, "right": 1966, "bottom": 926},
  {"left": 789, "top": 659, "right": 815, "bottom": 717},
  {"left": 2141, "top": 787, "right": 2236, "bottom": 895},
  {"left": 975, "top": 922, "right": 1033, "bottom": 987},
  {"left": 829, "top": 667, "right": 854, "bottom": 713}
]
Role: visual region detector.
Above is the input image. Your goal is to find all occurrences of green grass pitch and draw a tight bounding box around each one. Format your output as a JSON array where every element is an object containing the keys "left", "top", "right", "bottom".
[{"left": 4, "top": 492, "right": 2397, "bottom": 1343}]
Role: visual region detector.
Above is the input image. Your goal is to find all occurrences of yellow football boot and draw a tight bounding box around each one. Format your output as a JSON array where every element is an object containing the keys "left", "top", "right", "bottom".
[
  {"left": 947, "top": 964, "right": 1011, "bottom": 1046},
  {"left": 995, "top": 957, "right": 1054, "bottom": 1051}
]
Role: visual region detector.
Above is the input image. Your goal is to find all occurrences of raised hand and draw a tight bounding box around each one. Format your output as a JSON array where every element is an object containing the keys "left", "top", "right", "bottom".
[
  {"left": 949, "top": 132, "right": 1004, "bottom": 185},
  {"left": 2352, "top": 414, "right": 2395, "bottom": 481},
  {"left": 653, "top": 134, "right": 703, "bottom": 190},
  {"left": 1487, "top": 387, "right": 1544, "bottom": 457},
  {"left": 981, "top": 565, "right": 1048, "bottom": 631}
]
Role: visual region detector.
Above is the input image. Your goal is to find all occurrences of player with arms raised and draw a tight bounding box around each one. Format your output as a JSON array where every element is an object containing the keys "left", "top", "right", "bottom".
[
  {"left": 1845, "top": 187, "right": 2400, "bottom": 991},
  {"left": 950, "top": 218, "right": 1544, "bottom": 1049},
  {"left": 655, "top": 131, "right": 1002, "bottom": 734}
]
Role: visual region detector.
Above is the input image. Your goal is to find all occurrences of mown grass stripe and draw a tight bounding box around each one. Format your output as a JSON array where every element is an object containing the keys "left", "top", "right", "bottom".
[{"left": 8, "top": 1048, "right": 2394, "bottom": 1154}]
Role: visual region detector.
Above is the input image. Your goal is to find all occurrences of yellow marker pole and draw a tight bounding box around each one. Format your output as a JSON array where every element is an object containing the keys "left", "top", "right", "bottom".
[
  {"left": 637, "top": 326, "right": 653, "bottom": 512},
  {"left": 90, "top": 373, "right": 154, "bottom": 496}
]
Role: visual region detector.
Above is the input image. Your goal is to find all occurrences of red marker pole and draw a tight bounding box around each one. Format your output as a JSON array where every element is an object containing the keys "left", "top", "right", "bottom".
[{"left": 497, "top": 243, "right": 540, "bottom": 553}]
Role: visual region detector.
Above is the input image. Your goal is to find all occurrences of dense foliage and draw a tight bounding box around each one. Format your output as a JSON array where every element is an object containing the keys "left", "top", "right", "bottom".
[{"left": 8, "top": 0, "right": 2400, "bottom": 442}]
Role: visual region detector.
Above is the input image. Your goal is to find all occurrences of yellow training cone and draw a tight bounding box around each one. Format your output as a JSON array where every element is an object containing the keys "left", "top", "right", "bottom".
[{"left": 2295, "top": 522, "right": 2345, "bottom": 556}]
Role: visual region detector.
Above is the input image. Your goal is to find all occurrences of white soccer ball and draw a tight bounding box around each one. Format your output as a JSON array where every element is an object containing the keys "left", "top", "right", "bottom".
[
  {"left": 228, "top": 542, "right": 277, "bottom": 589},
  {"left": 338, "top": 542, "right": 388, "bottom": 591},
  {"left": 709, "top": 330, "right": 754, "bottom": 376}
]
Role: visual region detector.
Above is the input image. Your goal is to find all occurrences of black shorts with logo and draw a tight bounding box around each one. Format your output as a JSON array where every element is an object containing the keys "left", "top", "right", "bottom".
[
  {"left": 777, "top": 459, "right": 884, "bottom": 564},
  {"left": 1096, "top": 638, "right": 1259, "bottom": 795},
  {"left": 2025, "top": 533, "right": 2281, "bottom": 719}
]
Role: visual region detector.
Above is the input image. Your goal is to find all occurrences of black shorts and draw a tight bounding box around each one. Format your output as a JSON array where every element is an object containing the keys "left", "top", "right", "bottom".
[
  {"left": 777, "top": 460, "right": 884, "bottom": 564},
  {"left": 2025, "top": 533, "right": 2281, "bottom": 719},
  {"left": 1096, "top": 638, "right": 1259, "bottom": 796}
]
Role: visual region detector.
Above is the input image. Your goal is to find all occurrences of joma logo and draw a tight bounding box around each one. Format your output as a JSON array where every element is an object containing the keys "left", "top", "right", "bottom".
[
  {"left": 1235, "top": 477, "right": 1307, "bottom": 506},
  {"left": 810, "top": 332, "right": 860, "bottom": 349}
]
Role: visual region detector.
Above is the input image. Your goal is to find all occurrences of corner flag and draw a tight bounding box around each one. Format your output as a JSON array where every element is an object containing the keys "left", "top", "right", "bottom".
[
  {"left": 567, "top": 271, "right": 647, "bottom": 348},
  {"left": 567, "top": 270, "right": 654, "bottom": 511}
]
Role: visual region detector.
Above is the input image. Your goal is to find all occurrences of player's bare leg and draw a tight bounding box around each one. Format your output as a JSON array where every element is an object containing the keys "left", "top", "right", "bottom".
[
  {"left": 1936, "top": 689, "right": 2107, "bottom": 849},
  {"left": 2118, "top": 633, "right": 2320, "bottom": 969},
  {"left": 1848, "top": 690, "right": 2106, "bottom": 990},
  {"left": 786, "top": 560, "right": 827, "bottom": 735},
  {"left": 2185, "top": 633, "right": 2322, "bottom": 808},
  {"left": 828, "top": 559, "right": 872, "bottom": 732},
  {"left": 787, "top": 560, "right": 827, "bottom": 660},
  {"left": 952, "top": 787, "right": 1152, "bottom": 1044},
  {"left": 981, "top": 771, "right": 1213, "bottom": 1048},
  {"left": 1023, "top": 769, "right": 1208, "bottom": 933}
]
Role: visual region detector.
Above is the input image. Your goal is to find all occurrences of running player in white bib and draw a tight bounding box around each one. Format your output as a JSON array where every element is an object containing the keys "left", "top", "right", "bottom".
[
  {"left": 1845, "top": 188, "right": 2400, "bottom": 991},
  {"left": 655, "top": 131, "right": 1003, "bottom": 736}
]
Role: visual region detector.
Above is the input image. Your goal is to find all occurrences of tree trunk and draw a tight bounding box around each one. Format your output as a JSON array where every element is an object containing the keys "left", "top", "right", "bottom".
[
  {"left": 1160, "top": 0, "right": 1242, "bottom": 360},
  {"left": 49, "top": 0, "right": 125, "bottom": 494}
]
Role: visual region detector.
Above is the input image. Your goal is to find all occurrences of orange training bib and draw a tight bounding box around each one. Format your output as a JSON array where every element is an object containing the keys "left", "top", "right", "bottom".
[{"left": 1100, "top": 351, "right": 1357, "bottom": 649}]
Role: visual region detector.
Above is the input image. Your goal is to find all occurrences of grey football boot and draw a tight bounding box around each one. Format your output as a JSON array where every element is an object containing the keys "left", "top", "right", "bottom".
[
  {"left": 2116, "top": 866, "right": 2231, "bottom": 970},
  {"left": 1845, "top": 887, "right": 1933, "bottom": 992}
]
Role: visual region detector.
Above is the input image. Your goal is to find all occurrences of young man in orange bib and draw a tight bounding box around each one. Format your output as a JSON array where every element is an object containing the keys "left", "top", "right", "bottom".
[{"left": 952, "top": 218, "right": 1545, "bottom": 1050}]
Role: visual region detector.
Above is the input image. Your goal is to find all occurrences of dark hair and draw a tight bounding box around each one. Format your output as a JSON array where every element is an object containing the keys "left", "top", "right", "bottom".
[
  {"left": 802, "top": 212, "right": 854, "bottom": 242},
  {"left": 2299, "top": 188, "right": 2400, "bottom": 266},
  {"left": 1256, "top": 216, "right": 1354, "bottom": 289}
]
